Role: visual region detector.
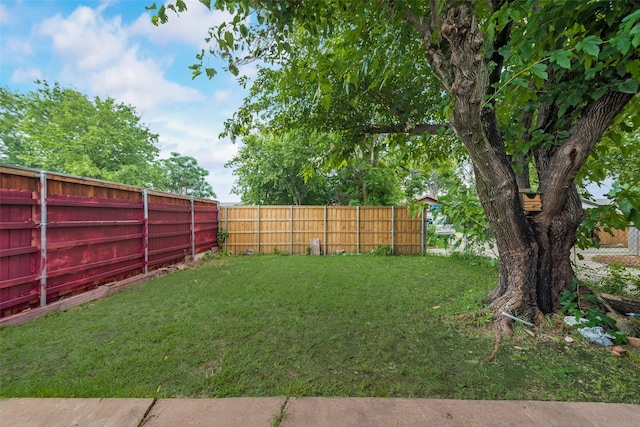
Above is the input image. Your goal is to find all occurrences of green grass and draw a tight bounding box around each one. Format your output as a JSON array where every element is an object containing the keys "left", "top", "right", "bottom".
[{"left": 1, "top": 255, "right": 639, "bottom": 402}]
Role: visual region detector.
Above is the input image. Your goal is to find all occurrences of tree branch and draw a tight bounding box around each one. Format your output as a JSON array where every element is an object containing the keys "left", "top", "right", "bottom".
[
  {"left": 539, "top": 90, "right": 636, "bottom": 217},
  {"left": 401, "top": 6, "right": 454, "bottom": 90},
  {"left": 364, "top": 123, "right": 449, "bottom": 136}
]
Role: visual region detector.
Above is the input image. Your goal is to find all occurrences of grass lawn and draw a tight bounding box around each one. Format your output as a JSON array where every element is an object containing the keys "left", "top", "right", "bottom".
[{"left": 1, "top": 254, "right": 639, "bottom": 402}]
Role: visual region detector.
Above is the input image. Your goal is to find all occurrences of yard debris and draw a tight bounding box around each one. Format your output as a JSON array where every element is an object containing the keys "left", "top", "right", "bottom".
[
  {"left": 564, "top": 336, "right": 574, "bottom": 343},
  {"left": 564, "top": 316, "right": 622, "bottom": 346},
  {"left": 611, "top": 346, "right": 627, "bottom": 357},
  {"left": 243, "top": 249, "right": 255, "bottom": 256},
  {"left": 563, "top": 316, "right": 588, "bottom": 327},
  {"left": 627, "top": 337, "right": 640, "bottom": 350},
  {"left": 578, "top": 326, "right": 615, "bottom": 346},
  {"left": 501, "top": 311, "right": 534, "bottom": 327}
]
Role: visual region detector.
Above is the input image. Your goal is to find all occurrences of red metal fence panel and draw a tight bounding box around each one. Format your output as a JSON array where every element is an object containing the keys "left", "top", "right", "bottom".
[
  {"left": 44, "top": 194, "right": 146, "bottom": 303},
  {"left": 0, "top": 165, "right": 219, "bottom": 317},
  {"left": 0, "top": 188, "right": 40, "bottom": 312}
]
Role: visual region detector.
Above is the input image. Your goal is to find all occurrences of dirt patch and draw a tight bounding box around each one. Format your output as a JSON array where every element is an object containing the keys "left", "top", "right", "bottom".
[{"left": 592, "top": 255, "right": 640, "bottom": 269}]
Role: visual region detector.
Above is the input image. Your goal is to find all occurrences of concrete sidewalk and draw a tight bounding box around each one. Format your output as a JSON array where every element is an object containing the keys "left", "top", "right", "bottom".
[{"left": 1, "top": 398, "right": 638, "bottom": 427}]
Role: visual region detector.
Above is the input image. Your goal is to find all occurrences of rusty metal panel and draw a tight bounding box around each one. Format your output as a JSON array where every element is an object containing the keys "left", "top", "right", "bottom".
[{"left": 0, "top": 188, "right": 40, "bottom": 315}]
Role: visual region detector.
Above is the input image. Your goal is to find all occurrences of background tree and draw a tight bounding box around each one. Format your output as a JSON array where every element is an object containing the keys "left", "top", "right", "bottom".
[
  {"left": 153, "top": 1, "right": 640, "bottom": 332},
  {"left": 1, "top": 82, "right": 217, "bottom": 198},
  {"left": 0, "top": 82, "right": 161, "bottom": 186},
  {"left": 157, "top": 152, "right": 217, "bottom": 198}
]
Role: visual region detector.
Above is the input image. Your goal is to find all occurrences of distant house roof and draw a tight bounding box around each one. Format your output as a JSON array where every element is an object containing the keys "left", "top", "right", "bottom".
[
  {"left": 416, "top": 195, "right": 439, "bottom": 205},
  {"left": 581, "top": 198, "right": 610, "bottom": 209}
]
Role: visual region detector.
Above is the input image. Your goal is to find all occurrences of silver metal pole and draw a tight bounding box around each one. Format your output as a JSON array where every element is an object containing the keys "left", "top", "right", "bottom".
[
  {"left": 257, "top": 205, "right": 261, "bottom": 253},
  {"left": 190, "top": 196, "right": 195, "bottom": 258},
  {"left": 356, "top": 206, "right": 360, "bottom": 254},
  {"left": 39, "top": 171, "right": 47, "bottom": 307},
  {"left": 290, "top": 205, "right": 293, "bottom": 255},
  {"left": 143, "top": 189, "right": 149, "bottom": 274},
  {"left": 391, "top": 206, "right": 395, "bottom": 254},
  {"left": 421, "top": 209, "right": 425, "bottom": 254},
  {"left": 323, "top": 206, "right": 327, "bottom": 256},
  {"left": 225, "top": 205, "right": 229, "bottom": 252}
]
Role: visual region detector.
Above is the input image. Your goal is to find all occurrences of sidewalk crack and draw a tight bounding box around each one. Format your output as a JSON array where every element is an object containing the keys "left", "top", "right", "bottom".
[
  {"left": 272, "top": 396, "right": 290, "bottom": 427},
  {"left": 138, "top": 398, "right": 158, "bottom": 427}
]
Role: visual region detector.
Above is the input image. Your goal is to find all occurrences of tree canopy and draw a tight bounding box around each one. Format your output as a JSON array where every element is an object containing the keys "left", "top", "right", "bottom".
[
  {"left": 0, "top": 82, "right": 217, "bottom": 198},
  {"left": 152, "top": 0, "right": 640, "bottom": 330},
  {"left": 158, "top": 152, "right": 217, "bottom": 198}
]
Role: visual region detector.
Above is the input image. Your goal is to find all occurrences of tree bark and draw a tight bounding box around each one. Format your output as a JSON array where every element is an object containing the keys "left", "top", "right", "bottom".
[{"left": 403, "top": 1, "right": 635, "bottom": 331}]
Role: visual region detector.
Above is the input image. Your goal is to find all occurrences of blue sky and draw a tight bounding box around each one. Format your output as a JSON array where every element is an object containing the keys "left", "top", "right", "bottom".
[{"left": 0, "top": 0, "right": 251, "bottom": 202}]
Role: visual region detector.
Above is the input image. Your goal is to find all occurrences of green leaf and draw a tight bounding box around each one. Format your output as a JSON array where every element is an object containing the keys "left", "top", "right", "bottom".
[
  {"left": 530, "top": 63, "right": 548, "bottom": 80},
  {"left": 239, "top": 24, "right": 248, "bottom": 38},
  {"left": 145, "top": 3, "right": 157, "bottom": 11},
  {"left": 590, "top": 86, "right": 608, "bottom": 100},
  {"left": 576, "top": 35, "right": 602, "bottom": 58},
  {"left": 615, "top": 79, "right": 638, "bottom": 94},
  {"left": 549, "top": 50, "right": 572, "bottom": 69},
  {"left": 320, "top": 95, "right": 331, "bottom": 110},
  {"left": 205, "top": 68, "right": 217, "bottom": 79},
  {"left": 224, "top": 31, "right": 234, "bottom": 48}
]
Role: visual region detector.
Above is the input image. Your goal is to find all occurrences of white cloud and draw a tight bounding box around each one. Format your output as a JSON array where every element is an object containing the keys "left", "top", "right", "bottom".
[
  {"left": 129, "top": 0, "right": 233, "bottom": 48},
  {"left": 39, "top": 6, "right": 126, "bottom": 71},
  {"left": 88, "top": 47, "right": 204, "bottom": 111},
  {"left": 213, "top": 89, "right": 232, "bottom": 103},
  {"left": 21, "top": 1, "right": 246, "bottom": 202},
  {"left": 5, "top": 38, "right": 33, "bottom": 56},
  {"left": 36, "top": 3, "right": 204, "bottom": 113},
  {"left": 0, "top": 4, "right": 10, "bottom": 25},
  {"left": 11, "top": 67, "right": 43, "bottom": 83}
]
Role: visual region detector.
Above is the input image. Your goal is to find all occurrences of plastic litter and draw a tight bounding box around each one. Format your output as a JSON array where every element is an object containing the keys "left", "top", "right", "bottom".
[
  {"left": 578, "top": 326, "right": 615, "bottom": 346},
  {"left": 627, "top": 313, "right": 640, "bottom": 318},
  {"left": 563, "top": 316, "right": 588, "bottom": 327},
  {"left": 564, "top": 316, "right": 615, "bottom": 346}
]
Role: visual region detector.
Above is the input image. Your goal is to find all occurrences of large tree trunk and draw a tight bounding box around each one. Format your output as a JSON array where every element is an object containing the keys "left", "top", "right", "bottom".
[{"left": 404, "top": 1, "right": 634, "bottom": 331}]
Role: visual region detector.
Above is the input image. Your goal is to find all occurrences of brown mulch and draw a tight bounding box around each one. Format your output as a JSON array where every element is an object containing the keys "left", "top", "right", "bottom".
[{"left": 592, "top": 255, "right": 640, "bottom": 269}]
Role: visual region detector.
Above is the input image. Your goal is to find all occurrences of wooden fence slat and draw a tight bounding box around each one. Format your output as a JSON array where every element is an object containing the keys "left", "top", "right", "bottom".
[{"left": 220, "top": 205, "right": 424, "bottom": 256}]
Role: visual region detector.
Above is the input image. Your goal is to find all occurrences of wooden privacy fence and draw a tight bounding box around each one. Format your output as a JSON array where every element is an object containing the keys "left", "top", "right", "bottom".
[
  {"left": 220, "top": 205, "right": 427, "bottom": 256},
  {"left": 0, "top": 165, "right": 219, "bottom": 317}
]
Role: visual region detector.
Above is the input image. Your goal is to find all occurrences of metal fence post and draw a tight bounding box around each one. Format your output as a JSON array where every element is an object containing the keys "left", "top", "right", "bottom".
[
  {"left": 391, "top": 206, "right": 395, "bottom": 254},
  {"left": 39, "top": 171, "right": 47, "bottom": 308},
  {"left": 421, "top": 209, "right": 425, "bottom": 254},
  {"left": 257, "top": 205, "right": 261, "bottom": 253},
  {"left": 142, "top": 189, "right": 149, "bottom": 274},
  {"left": 290, "top": 205, "right": 293, "bottom": 255},
  {"left": 190, "top": 196, "right": 195, "bottom": 259},
  {"left": 356, "top": 206, "right": 360, "bottom": 254},
  {"left": 324, "top": 206, "right": 327, "bottom": 256},
  {"left": 225, "top": 205, "right": 229, "bottom": 252}
]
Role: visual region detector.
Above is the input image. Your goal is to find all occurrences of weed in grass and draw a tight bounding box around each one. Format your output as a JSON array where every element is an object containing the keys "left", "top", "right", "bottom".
[{"left": 1, "top": 255, "right": 638, "bottom": 402}]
